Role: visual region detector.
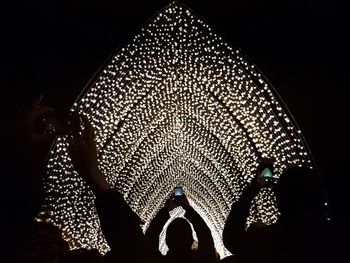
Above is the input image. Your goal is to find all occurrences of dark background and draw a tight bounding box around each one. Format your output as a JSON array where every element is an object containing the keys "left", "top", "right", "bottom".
[{"left": 2, "top": 0, "right": 348, "bottom": 226}]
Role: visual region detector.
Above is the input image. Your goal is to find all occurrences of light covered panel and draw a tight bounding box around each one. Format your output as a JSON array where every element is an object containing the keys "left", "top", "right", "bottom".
[{"left": 43, "top": 2, "right": 313, "bottom": 258}]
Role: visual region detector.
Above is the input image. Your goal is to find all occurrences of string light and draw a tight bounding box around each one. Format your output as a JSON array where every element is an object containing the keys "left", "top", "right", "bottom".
[{"left": 43, "top": 2, "right": 313, "bottom": 259}]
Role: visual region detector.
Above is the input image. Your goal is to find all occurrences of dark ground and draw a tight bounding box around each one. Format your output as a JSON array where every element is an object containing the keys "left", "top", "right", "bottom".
[{"left": 1, "top": 0, "right": 348, "bottom": 246}]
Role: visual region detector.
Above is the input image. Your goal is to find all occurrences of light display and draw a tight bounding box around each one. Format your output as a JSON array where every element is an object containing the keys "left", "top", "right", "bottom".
[
  {"left": 43, "top": 1, "right": 314, "bottom": 258},
  {"left": 158, "top": 206, "right": 198, "bottom": 255}
]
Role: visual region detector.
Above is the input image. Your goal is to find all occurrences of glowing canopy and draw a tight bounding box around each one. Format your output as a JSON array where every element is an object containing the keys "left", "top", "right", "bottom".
[{"left": 44, "top": 1, "right": 314, "bottom": 258}]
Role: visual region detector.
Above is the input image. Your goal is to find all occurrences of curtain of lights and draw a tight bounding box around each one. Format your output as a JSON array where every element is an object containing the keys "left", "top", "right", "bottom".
[{"left": 43, "top": 2, "right": 314, "bottom": 258}]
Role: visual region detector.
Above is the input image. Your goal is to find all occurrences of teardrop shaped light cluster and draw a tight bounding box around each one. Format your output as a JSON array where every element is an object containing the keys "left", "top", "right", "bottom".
[{"left": 43, "top": 2, "right": 313, "bottom": 258}]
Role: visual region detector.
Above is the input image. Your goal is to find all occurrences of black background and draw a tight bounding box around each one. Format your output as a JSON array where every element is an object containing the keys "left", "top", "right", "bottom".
[{"left": 2, "top": 0, "right": 348, "bottom": 226}]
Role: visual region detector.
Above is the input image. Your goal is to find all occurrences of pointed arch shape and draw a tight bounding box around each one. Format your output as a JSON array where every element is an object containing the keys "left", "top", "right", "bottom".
[{"left": 44, "top": 1, "right": 316, "bottom": 258}]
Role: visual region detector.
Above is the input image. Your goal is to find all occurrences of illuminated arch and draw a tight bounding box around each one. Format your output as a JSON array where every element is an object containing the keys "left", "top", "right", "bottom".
[{"left": 43, "top": 1, "right": 315, "bottom": 258}]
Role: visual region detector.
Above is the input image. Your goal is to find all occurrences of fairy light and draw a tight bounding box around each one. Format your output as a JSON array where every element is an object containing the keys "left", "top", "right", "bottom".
[
  {"left": 43, "top": 2, "right": 314, "bottom": 259},
  {"left": 158, "top": 206, "right": 198, "bottom": 255}
]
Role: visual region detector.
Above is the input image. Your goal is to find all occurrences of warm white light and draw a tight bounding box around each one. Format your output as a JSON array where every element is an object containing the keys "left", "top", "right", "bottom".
[{"left": 43, "top": 2, "right": 313, "bottom": 259}]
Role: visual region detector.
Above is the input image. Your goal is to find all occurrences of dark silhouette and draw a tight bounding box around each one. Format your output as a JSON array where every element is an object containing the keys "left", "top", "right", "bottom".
[
  {"left": 68, "top": 114, "right": 151, "bottom": 262},
  {"left": 146, "top": 195, "right": 216, "bottom": 263},
  {"left": 15, "top": 221, "right": 70, "bottom": 263},
  {"left": 1, "top": 94, "right": 55, "bottom": 262},
  {"left": 63, "top": 248, "right": 104, "bottom": 263},
  {"left": 220, "top": 255, "right": 240, "bottom": 263},
  {"left": 223, "top": 165, "right": 329, "bottom": 263}
]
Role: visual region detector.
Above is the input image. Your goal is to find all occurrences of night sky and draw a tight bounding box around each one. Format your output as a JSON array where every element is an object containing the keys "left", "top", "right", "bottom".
[{"left": 2, "top": 0, "right": 348, "bottom": 223}]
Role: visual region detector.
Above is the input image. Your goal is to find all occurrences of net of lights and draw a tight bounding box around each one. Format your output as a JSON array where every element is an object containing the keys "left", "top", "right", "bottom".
[{"left": 43, "top": 1, "right": 314, "bottom": 259}]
